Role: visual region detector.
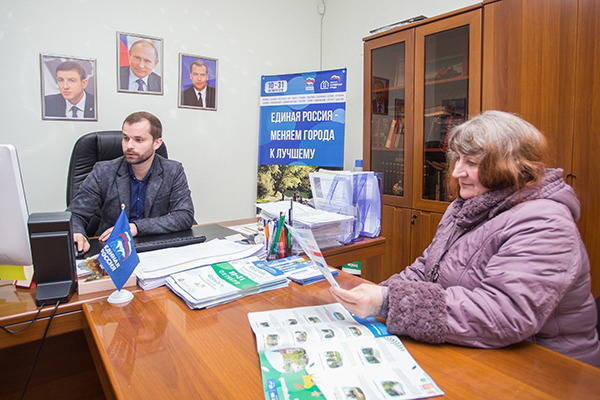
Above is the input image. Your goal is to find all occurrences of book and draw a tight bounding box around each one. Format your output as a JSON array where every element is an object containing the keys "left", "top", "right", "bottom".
[
  {"left": 384, "top": 119, "right": 398, "bottom": 148},
  {"left": 13, "top": 265, "right": 35, "bottom": 288},
  {"left": 248, "top": 303, "right": 444, "bottom": 400},
  {"left": 341, "top": 261, "right": 362, "bottom": 275},
  {"left": 384, "top": 118, "right": 404, "bottom": 149},
  {"left": 78, "top": 274, "right": 137, "bottom": 295},
  {"left": 76, "top": 256, "right": 136, "bottom": 295}
]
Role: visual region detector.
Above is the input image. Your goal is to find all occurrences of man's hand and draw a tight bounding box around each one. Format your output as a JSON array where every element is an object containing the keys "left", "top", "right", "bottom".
[
  {"left": 73, "top": 233, "right": 90, "bottom": 253},
  {"left": 99, "top": 227, "right": 113, "bottom": 242},
  {"left": 329, "top": 284, "right": 385, "bottom": 318},
  {"left": 99, "top": 223, "right": 138, "bottom": 242}
]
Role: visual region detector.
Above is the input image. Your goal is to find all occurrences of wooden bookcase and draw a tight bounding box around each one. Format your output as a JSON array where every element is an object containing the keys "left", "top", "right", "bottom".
[
  {"left": 364, "top": 0, "right": 600, "bottom": 296},
  {"left": 363, "top": 7, "right": 481, "bottom": 283},
  {"left": 482, "top": 0, "right": 600, "bottom": 297}
]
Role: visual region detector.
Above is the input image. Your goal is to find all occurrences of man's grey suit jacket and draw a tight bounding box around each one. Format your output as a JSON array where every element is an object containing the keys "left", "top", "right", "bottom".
[
  {"left": 119, "top": 66, "right": 162, "bottom": 92},
  {"left": 69, "top": 154, "right": 194, "bottom": 236}
]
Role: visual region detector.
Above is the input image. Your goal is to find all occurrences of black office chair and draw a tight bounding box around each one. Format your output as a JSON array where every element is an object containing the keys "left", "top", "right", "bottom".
[{"left": 66, "top": 130, "right": 168, "bottom": 235}]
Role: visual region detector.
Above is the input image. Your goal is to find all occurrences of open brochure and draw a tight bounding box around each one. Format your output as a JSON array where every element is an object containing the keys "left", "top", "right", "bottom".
[{"left": 248, "top": 303, "right": 443, "bottom": 400}]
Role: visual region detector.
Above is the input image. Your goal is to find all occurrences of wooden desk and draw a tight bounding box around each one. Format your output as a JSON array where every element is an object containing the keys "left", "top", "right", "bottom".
[
  {"left": 84, "top": 273, "right": 600, "bottom": 400},
  {"left": 0, "top": 283, "right": 121, "bottom": 349},
  {"left": 0, "top": 227, "right": 383, "bottom": 399},
  {"left": 0, "top": 231, "right": 384, "bottom": 349}
]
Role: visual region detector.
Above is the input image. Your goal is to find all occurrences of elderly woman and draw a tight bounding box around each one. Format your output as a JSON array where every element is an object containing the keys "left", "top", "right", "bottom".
[{"left": 331, "top": 111, "right": 600, "bottom": 366}]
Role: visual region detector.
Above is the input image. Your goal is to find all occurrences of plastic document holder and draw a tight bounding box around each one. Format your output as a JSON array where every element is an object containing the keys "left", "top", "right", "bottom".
[{"left": 310, "top": 170, "right": 382, "bottom": 240}]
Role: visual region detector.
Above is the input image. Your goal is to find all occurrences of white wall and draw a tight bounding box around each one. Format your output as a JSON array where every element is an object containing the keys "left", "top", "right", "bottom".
[
  {"left": 320, "top": 0, "right": 479, "bottom": 170},
  {"left": 0, "top": 0, "right": 478, "bottom": 224},
  {"left": 0, "top": 0, "right": 321, "bottom": 223}
]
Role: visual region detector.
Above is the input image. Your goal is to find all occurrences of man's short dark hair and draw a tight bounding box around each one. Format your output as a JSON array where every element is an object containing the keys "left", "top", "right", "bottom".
[
  {"left": 190, "top": 60, "right": 207, "bottom": 74},
  {"left": 56, "top": 61, "right": 87, "bottom": 80},
  {"left": 122, "top": 111, "right": 162, "bottom": 139}
]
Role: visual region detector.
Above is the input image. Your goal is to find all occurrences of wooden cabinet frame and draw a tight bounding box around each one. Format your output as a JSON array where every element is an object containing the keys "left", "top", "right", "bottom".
[
  {"left": 412, "top": 10, "right": 482, "bottom": 212},
  {"left": 363, "top": 30, "right": 415, "bottom": 208}
]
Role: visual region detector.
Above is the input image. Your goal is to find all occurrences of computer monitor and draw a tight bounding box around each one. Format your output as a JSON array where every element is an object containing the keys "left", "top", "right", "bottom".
[{"left": 0, "top": 144, "right": 33, "bottom": 266}]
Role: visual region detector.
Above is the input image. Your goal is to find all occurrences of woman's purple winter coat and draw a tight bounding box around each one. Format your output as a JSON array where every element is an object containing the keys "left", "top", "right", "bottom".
[{"left": 380, "top": 169, "right": 600, "bottom": 366}]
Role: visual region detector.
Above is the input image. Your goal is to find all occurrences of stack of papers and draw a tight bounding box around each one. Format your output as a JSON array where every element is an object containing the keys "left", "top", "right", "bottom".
[
  {"left": 257, "top": 201, "right": 355, "bottom": 249},
  {"left": 253, "top": 256, "right": 340, "bottom": 285},
  {"left": 165, "top": 257, "right": 288, "bottom": 309},
  {"left": 136, "top": 239, "right": 266, "bottom": 289}
]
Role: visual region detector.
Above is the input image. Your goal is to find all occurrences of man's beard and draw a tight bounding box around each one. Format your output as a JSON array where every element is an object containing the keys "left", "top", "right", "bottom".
[{"left": 125, "top": 151, "right": 154, "bottom": 165}]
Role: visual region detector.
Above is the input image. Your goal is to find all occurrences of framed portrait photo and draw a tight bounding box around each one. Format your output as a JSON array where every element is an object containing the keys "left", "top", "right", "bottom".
[
  {"left": 178, "top": 53, "right": 218, "bottom": 110},
  {"left": 372, "top": 76, "right": 389, "bottom": 115},
  {"left": 40, "top": 54, "right": 97, "bottom": 121},
  {"left": 117, "top": 32, "right": 163, "bottom": 95}
]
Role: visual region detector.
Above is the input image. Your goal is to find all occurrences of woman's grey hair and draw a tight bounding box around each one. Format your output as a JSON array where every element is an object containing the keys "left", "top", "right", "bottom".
[{"left": 446, "top": 110, "right": 547, "bottom": 192}]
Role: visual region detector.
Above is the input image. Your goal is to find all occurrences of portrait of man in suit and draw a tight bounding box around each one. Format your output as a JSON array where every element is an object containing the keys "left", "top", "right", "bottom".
[
  {"left": 41, "top": 55, "right": 97, "bottom": 121},
  {"left": 178, "top": 54, "right": 217, "bottom": 110},
  {"left": 372, "top": 77, "right": 389, "bottom": 115},
  {"left": 117, "top": 33, "right": 163, "bottom": 94}
]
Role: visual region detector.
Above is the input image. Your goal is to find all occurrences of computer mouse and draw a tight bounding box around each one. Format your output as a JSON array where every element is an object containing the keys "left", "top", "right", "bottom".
[{"left": 75, "top": 248, "right": 86, "bottom": 259}]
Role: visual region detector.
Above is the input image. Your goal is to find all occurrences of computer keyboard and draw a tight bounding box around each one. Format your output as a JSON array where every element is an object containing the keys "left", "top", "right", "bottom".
[{"left": 135, "top": 235, "right": 207, "bottom": 253}]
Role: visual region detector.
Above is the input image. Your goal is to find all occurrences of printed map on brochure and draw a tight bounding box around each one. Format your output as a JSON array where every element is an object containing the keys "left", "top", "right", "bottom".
[
  {"left": 286, "top": 224, "right": 339, "bottom": 288},
  {"left": 248, "top": 303, "right": 444, "bottom": 400}
]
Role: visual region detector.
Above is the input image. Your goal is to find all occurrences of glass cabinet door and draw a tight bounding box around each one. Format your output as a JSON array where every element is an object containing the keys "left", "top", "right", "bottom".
[
  {"left": 414, "top": 10, "right": 481, "bottom": 212},
  {"left": 364, "top": 30, "right": 414, "bottom": 207}
]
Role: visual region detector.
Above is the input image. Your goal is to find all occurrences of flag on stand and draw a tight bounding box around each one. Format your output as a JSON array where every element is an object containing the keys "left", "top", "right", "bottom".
[{"left": 98, "top": 209, "right": 139, "bottom": 290}]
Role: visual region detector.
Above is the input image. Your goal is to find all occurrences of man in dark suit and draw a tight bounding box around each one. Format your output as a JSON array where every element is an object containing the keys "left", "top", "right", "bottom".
[
  {"left": 181, "top": 60, "right": 215, "bottom": 108},
  {"left": 44, "top": 61, "right": 95, "bottom": 119},
  {"left": 69, "top": 112, "right": 195, "bottom": 253},
  {"left": 119, "top": 39, "right": 162, "bottom": 92}
]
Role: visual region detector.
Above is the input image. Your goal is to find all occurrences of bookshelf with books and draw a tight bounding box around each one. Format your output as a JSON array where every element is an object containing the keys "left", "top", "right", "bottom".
[
  {"left": 363, "top": 6, "right": 481, "bottom": 281},
  {"left": 365, "top": 0, "right": 600, "bottom": 297}
]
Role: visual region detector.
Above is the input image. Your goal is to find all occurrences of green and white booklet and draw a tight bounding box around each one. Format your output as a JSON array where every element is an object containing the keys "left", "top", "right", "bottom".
[
  {"left": 248, "top": 303, "right": 443, "bottom": 400},
  {"left": 166, "top": 256, "right": 288, "bottom": 309}
]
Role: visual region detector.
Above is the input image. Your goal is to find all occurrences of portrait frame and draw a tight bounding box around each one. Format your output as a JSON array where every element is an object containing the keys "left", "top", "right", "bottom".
[
  {"left": 178, "top": 53, "right": 218, "bottom": 111},
  {"left": 372, "top": 76, "right": 389, "bottom": 115},
  {"left": 116, "top": 31, "right": 164, "bottom": 95},
  {"left": 40, "top": 53, "right": 98, "bottom": 121}
]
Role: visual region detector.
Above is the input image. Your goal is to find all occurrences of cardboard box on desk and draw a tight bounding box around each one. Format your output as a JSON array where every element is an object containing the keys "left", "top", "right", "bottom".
[{"left": 77, "top": 273, "right": 137, "bottom": 295}]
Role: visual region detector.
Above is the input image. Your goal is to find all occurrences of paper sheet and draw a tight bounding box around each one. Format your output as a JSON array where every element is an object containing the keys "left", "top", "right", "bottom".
[
  {"left": 286, "top": 225, "right": 339, "bottom": 288},
  {"left": 0, "top": 265, "right": 25, "bottom": 280}
]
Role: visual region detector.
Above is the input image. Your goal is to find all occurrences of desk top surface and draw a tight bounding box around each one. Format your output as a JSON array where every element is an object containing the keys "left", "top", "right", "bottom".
[
  {"left": 0, "top": 219, "right": 384, "bottom": 327},
  {"left": 83, "top": 273, "right": 600, "bottom": 400}
]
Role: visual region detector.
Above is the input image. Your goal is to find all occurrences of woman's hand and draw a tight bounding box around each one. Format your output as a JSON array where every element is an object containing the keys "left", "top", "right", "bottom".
[{"left": 329, "top": 284, "right": 385, "bottom": 318}]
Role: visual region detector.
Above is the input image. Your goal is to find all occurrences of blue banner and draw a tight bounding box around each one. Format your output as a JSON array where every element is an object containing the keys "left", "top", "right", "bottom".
[
  {"left": 98, "top": 210, "right": 139, "bottom": 290},
  {"left": 258, "top": 69, "right": 346, "bottom": 167}
]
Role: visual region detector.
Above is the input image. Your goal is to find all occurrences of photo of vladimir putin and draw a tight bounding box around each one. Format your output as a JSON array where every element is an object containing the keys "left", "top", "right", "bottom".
[
  {"left": 117, "top": 33, "right": 163, "bottom": 94},
  {"left": 41, "top": 56, "right": 96, "bottom": 120},
  {"left": 179, "top": 54, "right": 217, "bottom": 110}
]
